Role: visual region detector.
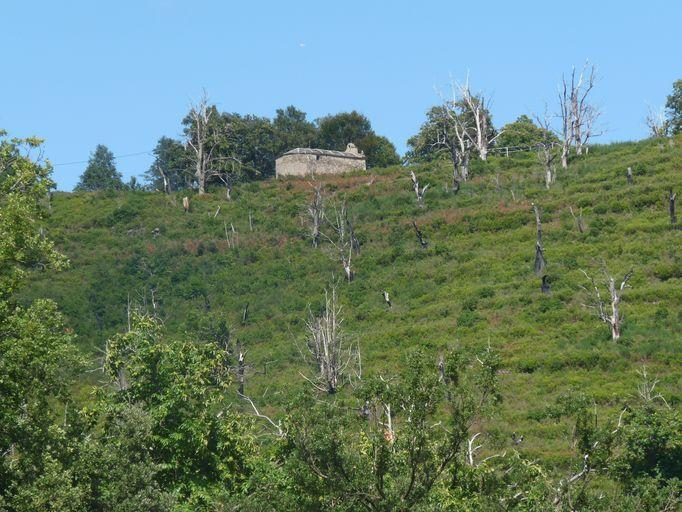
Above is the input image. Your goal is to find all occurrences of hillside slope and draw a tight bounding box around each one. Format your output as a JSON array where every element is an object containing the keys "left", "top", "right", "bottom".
[{"left": 25, "top": 137, "right": 681, "bottom": 463}]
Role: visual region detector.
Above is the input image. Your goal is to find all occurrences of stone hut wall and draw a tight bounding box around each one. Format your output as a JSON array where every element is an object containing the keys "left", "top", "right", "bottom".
[{"left": 275, "top": 145, "right": 367, "bottom": 177}]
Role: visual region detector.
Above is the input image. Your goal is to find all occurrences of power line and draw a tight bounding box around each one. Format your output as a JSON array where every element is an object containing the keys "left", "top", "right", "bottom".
[{"left": 53, "top": 150, "right": 153, "bottom": 167}]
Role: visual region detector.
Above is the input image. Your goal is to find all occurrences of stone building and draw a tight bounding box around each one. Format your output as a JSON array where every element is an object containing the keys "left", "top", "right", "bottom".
[{"left": 275, "top": 143, "right": 366, "bottom": 178}]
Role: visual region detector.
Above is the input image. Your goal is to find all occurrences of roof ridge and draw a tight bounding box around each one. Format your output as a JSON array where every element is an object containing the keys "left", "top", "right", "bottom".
[{"left": 280, "top": 147, "right": 366, "bottom": 159}]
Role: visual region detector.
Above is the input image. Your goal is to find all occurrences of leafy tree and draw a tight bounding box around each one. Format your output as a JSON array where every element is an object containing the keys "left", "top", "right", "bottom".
[
  {"left": 0, "top": 131, "right": 83, "bottom": 507},
  {"left": 405, "top": 100, "right": 496, "bottom": 165},
  {"left": 100, "top": 314, "right": 255, "bottom": 508},
  {"left": 221, "top": 112, "right": 276, "bottom": 178},
  {"left": 145, "top": 136, "right": 191, "bottom": 192},
  {"left": 665, "top": 79, "right": 682, "bottom": 134},
  {"left": 405, "top": 105, "right": 452, "bottom": 164},
  {"left": 76, "top": 404, "right": 177, "bottom": 511},
  {"left": 356, "top": 133, "right": 401, "bottom": 168},
  {"left": 496, "top": 115, "right": 559, "bottom": 149},
  {"left": 316, "top": 111, "right": 400, "bottom": 168},
  {"left": 272, "top": 106, "right": 317, "bottom": 155},
  {"left": 181, "top": 102, "right": 273, "bottom": 193},
  {"left": 75, "top": 144, "right": 123, "bottom": 191},
  {"left": 316, "top": 111, "right": 373, "bottom": 151},
  {"left": 260, "top": 348, "right": 503, "bottom": 511}
]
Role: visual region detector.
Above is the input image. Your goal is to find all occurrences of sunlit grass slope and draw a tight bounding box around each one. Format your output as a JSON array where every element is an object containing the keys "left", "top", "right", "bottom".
[{"left": 26, "top": 136, "right": 681, "bottom": 463}]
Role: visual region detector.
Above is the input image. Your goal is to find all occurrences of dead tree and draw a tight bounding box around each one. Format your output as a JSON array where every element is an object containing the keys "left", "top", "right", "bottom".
[
  {"left": 645, "top": 104, "right": 669, "bottom": 138},
  {"left": 569, "top": 63, "right": 600, "bottom": 155},
  {"left": 223, "top": 221, "right": 238, "bottom": 248},
  {"left": 636, "top": 367, "right": 671, "bottom": 408},
  {"left": 412, "top": 220, "right": 428, "bottom": 248},
  {"left": 580, "top": 267, "right": 633, "bottom": 342},
  {"left": 556, "top": 63, "right": 601, "bottom": 166},
  {"left": 538, "top": 143, "right": 557, "bottom": 189},
  {"left": 216, "top": 171, "right": 233, "bottom": 200},
  {"left": 156, "top": 164, "right": 171, "bottom": 194},
  {"left": 456, "top": 78, "right": 502, "bottom": 161},
  {"left": 242, "top": 303, "right": 249, "bottom": 326},
  {"left": 348, "top": 217, "right": 361, "bottom": 256},
  {"left": 534, "top": 111, "right": 558, "bottom": 188},
  {"left": 557, "top": 77, "right": 574, "bottom": 169},
  {"left": 236, "top": 341, "right": 246, "bottom": 395},
  {"left": 569, "top": 206, "right": 585, "bottom": 233},
  {"left": 435, "top": 94, "right": 473, "bottom": 186},
  {"left": 532, "top": 203, "right": 546, "bottom": 274},
  {"left": 186, "top": 92, "right": 221, "bottom": 195},
  {"left": 239, "top": 394, "right": 284, "bottom": 438},
  {"left": 323, "top": 200, "right": 356, "bottom": 282},
  {"left": 410, "top": 170, "right": 429, "bottom": 208},
  {"left": 626, "top": 167, "right": 634, "bottom": 185},
  {"left": 381, "top": 290, "right": 392, "bottom": 308},
  {"left": 304, "top": 184, "right": 324, "bottom": 247},
  {"left": 669, "top": 189, "right": 677, "bottom": 225},
  {"left": 300, "top": 287, "right": 356, "bottom": 394}
]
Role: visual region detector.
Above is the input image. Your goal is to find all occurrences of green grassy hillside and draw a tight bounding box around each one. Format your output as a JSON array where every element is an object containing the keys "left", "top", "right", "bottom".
[{"left": 25, "top": 137, "right": 681, "bottom": 464}]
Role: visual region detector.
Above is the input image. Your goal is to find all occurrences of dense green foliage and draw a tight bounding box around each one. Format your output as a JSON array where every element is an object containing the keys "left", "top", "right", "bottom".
[
  {"left": 75, "top": 144, "right": 123, "bottom": 191},
  {"left": 316, "top": 111, "right": 401, "bottom": 168},
  {"left": 147, "top": 106, "right": 399, "bottom": 190},
  {"left": 5, "top": 127, "right": 682, "bottom": 509},
  {"left": 144, "top": 136, "right": 192, "bottom": 191},
  {"left": 496, "top": 115, "right": 559, "bottom": 149},
  {"left": 405, "top": 99, "right": 495, "bottom": 164},
  {"left": 665, "top": 79, "right": 682, "bottom": 135}
]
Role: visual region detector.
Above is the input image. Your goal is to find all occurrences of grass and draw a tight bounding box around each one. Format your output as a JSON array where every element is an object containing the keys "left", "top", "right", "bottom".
[{"left": 23, "top": 136, "right": 682, "bottom": 465}]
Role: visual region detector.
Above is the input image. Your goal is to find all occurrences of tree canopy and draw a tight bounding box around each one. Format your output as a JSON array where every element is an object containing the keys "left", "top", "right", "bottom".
[
  {"left": 665, "top": 79, "right": 682, "bottom": 135},
  {"left": 75, "top": 144, "right": 123, "bottom": 191},
  {"left": 146, "top": 106, "right": 400, "bottom": 190},
  {"left": 316, "top": 111, "right": 401, "bottom": 168},
  {"left": 496, "top": 115, "right": 559, "bottom": 149}
]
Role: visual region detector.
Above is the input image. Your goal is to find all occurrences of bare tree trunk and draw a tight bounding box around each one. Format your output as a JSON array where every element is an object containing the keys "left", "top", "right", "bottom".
[
  {"left": 532, "top": 203, "right": 545, "bottom": 274},
  {"left": 301, "top": 287, "right": 356, "bottom": 394},
  {"left": 460, "top": 149, "right": 470, "bottom": 182},
  {"left": 569, "top": 206, "right": 585, "bottom": 233},
  {"left": 237, "top": 346, "right": 245, "bottom": 396},
  {"left": 412, "top": 221, "right": 428, "bottom": 248},
  {"left": 558, "top": 76, "right": 573, "bottom": 169},
  {"left": 187, "top": 91, "right": 220, "bottom": 195},
  {"left": 157, "top": 164, "right": 171, "bottom": 194},
  {"left": 581, "top": 268, "right": 633, "bottom": 342},
  {"left": 456, "top": 78, "right": 502, "bottom": 161},
  {"left": 534, "top": 112, "right": 558, "bottom": 187},
  {"left": 410, "top": 170, "right": 429, "bottom": 208},
  {"left": 305, "top": 184, "right": 324, "bottom": 248},
  {"left": 570, "top": 64, "right": 599, "bottom": 155},
  {"left": 670, "top": 189, "right": 677, "bottom": 225},
  {"left": 538, "top": 144, "right": 556, "bottom": 189},
  {"left": 645, "top": 104, "right": 669, "bottom": 138}
]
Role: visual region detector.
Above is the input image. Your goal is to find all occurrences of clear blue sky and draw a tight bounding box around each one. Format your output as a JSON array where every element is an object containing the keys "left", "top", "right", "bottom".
[{"left": 1, "top": 0, "right": 679, "bottom": 190}]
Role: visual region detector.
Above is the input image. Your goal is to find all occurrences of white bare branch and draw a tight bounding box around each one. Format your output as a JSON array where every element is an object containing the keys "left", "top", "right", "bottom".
[{"left": 580, "top": 266, "right": 633, "bottom": 342}]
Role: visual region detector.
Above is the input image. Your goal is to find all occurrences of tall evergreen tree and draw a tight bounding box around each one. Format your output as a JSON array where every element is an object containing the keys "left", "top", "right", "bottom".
[{"left": 75, "top": 144, "right": 123, "bottom": 191}]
